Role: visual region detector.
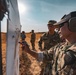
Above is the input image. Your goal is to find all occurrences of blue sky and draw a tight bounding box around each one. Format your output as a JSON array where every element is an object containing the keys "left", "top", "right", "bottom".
[{"left": 1, "top": 0, "right": 76, "bottom": 32}]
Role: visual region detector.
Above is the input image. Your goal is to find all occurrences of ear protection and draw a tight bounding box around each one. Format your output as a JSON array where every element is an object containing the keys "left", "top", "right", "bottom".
[{"left": 68, "top": 17, "right": 76, "bottom": 32}]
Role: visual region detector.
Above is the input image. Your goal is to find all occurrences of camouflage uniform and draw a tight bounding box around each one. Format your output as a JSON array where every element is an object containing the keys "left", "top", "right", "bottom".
[
  {"left": 42, "top": 42, "right": 76, "bottom": 75},
  {"left": 38, "top": 31, "right": 61, "bottom": 75},
  {"left": 38, "top": 31, "right": 61, "bottom": 50},
  {"left": 30, "top": 31, "right": 36, "bottom": 50}
]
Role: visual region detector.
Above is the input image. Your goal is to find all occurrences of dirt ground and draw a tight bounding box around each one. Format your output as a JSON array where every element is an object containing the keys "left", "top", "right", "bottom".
[{"left": 1, "top": 32, "right": 43, "bottom": 75}]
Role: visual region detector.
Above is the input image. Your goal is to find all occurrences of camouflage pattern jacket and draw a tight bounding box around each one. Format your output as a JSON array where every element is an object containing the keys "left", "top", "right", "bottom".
[
  {"left": 43, "top": 42, "right": 76, "bottom": 75},
  {"left": 38, "top": 31, "right": 61, "bottom": 50},
  {"left": 30, "top": 33, "right": 36, "bottom": 43}
]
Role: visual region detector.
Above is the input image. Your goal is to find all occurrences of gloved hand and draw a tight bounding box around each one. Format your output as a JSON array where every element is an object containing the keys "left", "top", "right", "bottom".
[{"left": 19, "top": 41, "right": 29, "bottom": 50}]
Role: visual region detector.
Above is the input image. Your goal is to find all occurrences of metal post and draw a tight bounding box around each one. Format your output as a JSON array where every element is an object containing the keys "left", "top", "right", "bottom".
[{"left": 0, "top": 21, "right": 3, "bottom": 75}]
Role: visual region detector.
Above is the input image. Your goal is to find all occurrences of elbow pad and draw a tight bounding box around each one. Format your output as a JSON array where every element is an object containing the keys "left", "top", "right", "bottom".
[{"left": 64, "top": 50, "right": 76, "bottom": 65}]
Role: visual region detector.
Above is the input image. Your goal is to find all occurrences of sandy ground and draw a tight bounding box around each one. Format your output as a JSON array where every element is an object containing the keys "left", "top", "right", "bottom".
[{"left": 1, "top": 32, "right": 43, "bottom": 75}]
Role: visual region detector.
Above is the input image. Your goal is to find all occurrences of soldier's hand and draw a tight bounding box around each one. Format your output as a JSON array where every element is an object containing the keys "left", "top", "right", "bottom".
[{"left": 19, "top": 41, "right": 30, "bottom": 51}]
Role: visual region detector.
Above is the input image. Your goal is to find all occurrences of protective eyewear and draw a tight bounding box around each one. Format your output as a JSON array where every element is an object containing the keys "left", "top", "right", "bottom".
[
  {"left": 59, "top": 23, "right": 64, "bottom": 28},
  {"left": 59, "top": 21, "right": 68, "bottom": 28}
]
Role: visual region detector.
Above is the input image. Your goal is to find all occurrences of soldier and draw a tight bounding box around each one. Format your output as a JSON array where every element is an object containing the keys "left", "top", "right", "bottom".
[
  {"left": 30, "top": 30, "right": 36, "bottom": 50},
  {"left": 38, "top": 20, "right": 61, "bottom": 75},
  {"left": 21, "top": 31, "right": 26, "bottom": 41},
  {"left": 21, "top": 31, "right": 26, "bottom": 50},
  {"left": 38, "top": 20, "right": 61, "bottom": 50},
  {"left": 20, "top": 11, "right": 76, "bottom": 75}
]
